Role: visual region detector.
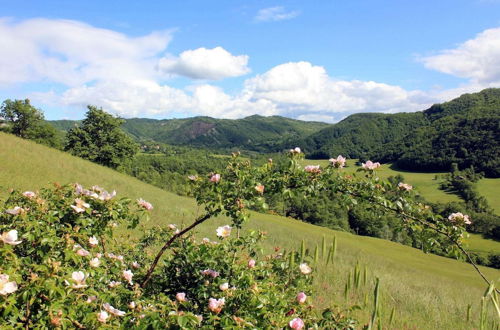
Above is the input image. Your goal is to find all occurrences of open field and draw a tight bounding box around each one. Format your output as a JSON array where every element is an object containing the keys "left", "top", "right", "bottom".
[
  {"left": 1, "top": 132, "right": 499, "bottom": 329},
  {"left": 477, "top": 178, "right": 500, "bottom": 214},
  {"left": 300, "top": 159, "right": 500, "bottom": 211}
]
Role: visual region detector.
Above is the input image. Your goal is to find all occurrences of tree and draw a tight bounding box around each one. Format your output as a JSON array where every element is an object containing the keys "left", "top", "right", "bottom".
[
  {"left": 0, "top": 99, "right": 62, "bottom": 148},
  {"left": 65, "top": 106, "right": 138, "bottom": 168},
  {"left": 0, "top": 99, "right": 44, "bottom": 138}
]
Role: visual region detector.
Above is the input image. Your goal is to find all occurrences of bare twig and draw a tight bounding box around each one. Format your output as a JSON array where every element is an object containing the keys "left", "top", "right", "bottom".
[
  {"left": 366, "top": 196, "right": 499, "bottom": 293},
  {"left": 140, "top": 213, "right": 211, "bottom": 288}
]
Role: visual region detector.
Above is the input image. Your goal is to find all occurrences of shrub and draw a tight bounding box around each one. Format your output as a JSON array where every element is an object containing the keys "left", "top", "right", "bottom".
[{"left": 0, "top": 184, "right": 355, "bottom": 328}]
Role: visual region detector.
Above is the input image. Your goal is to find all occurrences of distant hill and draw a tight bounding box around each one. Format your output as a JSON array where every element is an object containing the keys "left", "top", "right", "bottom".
[
  {"left": 380, "top": 88, "right": 500, "bottom": 177},
  {"left": 296, "top": 88, "right": 500, "bottom": 177},
  {"left": 296, "top": 112, "right": 428, "bottom": 159},
  {"left": 50, "top": 115, "right": 329, "bottom": 152},
  {"left": 50, "top": 88, "right": 500, "bottom": 176}
]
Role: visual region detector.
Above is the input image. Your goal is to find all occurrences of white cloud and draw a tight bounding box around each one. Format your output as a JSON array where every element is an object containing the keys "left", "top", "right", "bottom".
[
  {"left": 244, "top": 62, "right": 428, "bottom": 115},
  {"left": 158, "top": 47, "right": 250, "bottom": 80},
  {"left": 255, "top": 6, "right": 300, "bottom": 22},
  {"left": 0, "top": 18, "right": 172, "bottom": 87},
  {"left": 34, "top": 60, "right": 435, "bottom": 121},
  {"left": 297, "top": 114, "right": 336, "bottom": 123},
  {"left": 5, "top": 17, "right": 496, "bottom": 123},
  {"left": 421, "top": 27, "right": 500, "bottom": 85}
]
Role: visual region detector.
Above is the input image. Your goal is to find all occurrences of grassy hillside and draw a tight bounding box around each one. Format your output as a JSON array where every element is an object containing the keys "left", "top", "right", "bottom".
[
  {"left": 1, "top": 132, "right": 499, "bottom": 329},
  {"left": 477, "top": 178, "right": 500, "bottom": 214}
]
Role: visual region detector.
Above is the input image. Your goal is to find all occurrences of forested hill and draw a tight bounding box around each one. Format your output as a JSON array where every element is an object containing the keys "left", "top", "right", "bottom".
[
  {"left": 296, "top": 112, "right": 428, "bottom": 159},
  {"left": 297, "top": 88, "right": 500, "bottom": 177},
  {"left": 377, "top": 88, "right": 500, "bottom": 176},
  {"left": 50, "top": 115, "right": 329, "bottom": 152},
  {"left": 50, "top": 88, "right": 500, "bottom": 176}
]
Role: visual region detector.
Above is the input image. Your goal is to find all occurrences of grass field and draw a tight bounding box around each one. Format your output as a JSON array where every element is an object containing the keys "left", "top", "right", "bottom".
[
  {"left": 477, "top": 178, "right": 500, "bottom": 214},
  {"left": 467, "top": 234, "right": 500, "bottom": 255},
  {"left": 300, "top": 159, "right": 500, "bottom": 211},
  {"left": 1, "top": 132, "right": 499, "bottom": 329}
]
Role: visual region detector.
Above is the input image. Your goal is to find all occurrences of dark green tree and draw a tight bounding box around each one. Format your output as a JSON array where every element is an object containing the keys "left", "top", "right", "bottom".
[
  {"left": 65, "top": 106, "right": 138, "bottom": 169},
  {"left": 0, "top": 99, "right": 62, "bottom": 148}
]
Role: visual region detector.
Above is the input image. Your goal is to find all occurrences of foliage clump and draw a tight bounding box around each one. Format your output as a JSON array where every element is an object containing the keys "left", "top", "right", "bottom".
[
  {"left": 0, "top": 99, "right": 62, "bottom": 148},
  {"left": 0, "top": 183, "right": 353, "bottom": 328},
  {"left": 65, "top": 106, "right": 138, "bottom": 169}
]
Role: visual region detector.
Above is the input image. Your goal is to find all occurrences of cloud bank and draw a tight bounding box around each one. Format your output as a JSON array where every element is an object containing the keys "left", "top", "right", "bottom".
[{"left": 0, "top": 18, "right": 498, "bottom": 122}]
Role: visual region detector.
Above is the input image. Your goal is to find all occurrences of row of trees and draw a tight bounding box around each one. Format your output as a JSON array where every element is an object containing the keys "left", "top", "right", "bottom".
[{"left": 0, "top": 99, "right": 137, "bottom": 169}]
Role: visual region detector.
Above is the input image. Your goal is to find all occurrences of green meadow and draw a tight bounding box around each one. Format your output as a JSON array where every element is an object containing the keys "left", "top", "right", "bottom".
[
  {"left": 1, "top": 132, "right": 499, "bottom": 329},
  {"left": 300, "top": 158, "right": 500, "bottom": 208}
]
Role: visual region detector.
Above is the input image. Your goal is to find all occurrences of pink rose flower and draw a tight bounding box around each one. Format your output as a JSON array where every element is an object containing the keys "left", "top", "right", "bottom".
[
  {"left": 210, "top": 173, "right": 221, "bottom": 183},
  {"left": 22, "top": 191, "right": 36, "bottom": 198},
  {"left": 289, "top": 317, "right": 304, "bottom": 329},
  {"left": 201, "top": 269, "right": 219, "bottom": 278},
  {"left": 71, "top": 198, "right": 90, "bottom": 213},
  {"left": 299, "top": 263, "right": 312, "bottom": 275},
  {"left": 97, "top": 311, "right": 109, "bottom": 323},
  {"left": 329, "top": 155, "right": 346, "bottom": 168},
  {"left": 296, "top": 292, "right": 307, "bottom": 304},
  {"left": 0, "top": 230, "right": 22, "bottom": 245},
  {"left": 137, "top": 198, "right": 153, "bottom": 210},
  {"left": 448, "top": 212, "right": 472, "bottom": 225},
  {"left": 0, "top": 274, "right": 18, "bottom": 295},
  {"left": 362, "top": 160, "right": 381, "bottom": 170},
  {"left": 88, "top": 236, "right": 99, "bottom": 247},
  {"left": 77, "top": 248, "right": 90, "bottom": 257},
  {"left": 176, "top": 292, "right": 187, "bottom": 302},
  {"left": 255, "top": 184, "right": 265, "bottom": 194},
  {"left": 71, "top": 271, "right": 87, "bottom": 289},
  {"left": 122, "top": 270, "right": 134, "bottom": 285},
  {"left": 5, "top": 206, "right": 24, "bottom": 215},
  {"left": 103, "top": 303, "right": 126, "bottom": 316},
  {"left": 208, "top": 297, "right": 225, "bottom": 313},
  {"left": 216, "top": 225, "right": 232, "bottom": 238},
  {"left": 304, "top": 165, "right": 321, "bottom": 174}
]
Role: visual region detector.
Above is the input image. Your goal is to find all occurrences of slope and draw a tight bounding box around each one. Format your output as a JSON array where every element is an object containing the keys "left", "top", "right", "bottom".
[{"left": 0, "top": 132, "right": 498, "bottom": 329}]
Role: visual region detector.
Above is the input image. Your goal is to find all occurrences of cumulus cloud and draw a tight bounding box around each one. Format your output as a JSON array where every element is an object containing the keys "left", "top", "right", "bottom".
[
  {"left": 255, "top": 6, "right": 300, "bottom": 22},
  {"left": 4, "top": 17, "right": 494, "bottom": 123},
  {"left": 0, "top": 18, "right": 172, "bottom": 87},
  {"left": 421, "top": 27, "right": 500, "bottom": 85},
  {"left": 297, "top": 114, "right": 336, "bottom": 123},
  {"left": 158, "top": 47, "right": 250, "bottom": 80},
  {"left": 244, "top": 62, "right": 427, "bottom": 116},
  {"left": 34, "top": 60, "right": 435, "bottom": 122}
]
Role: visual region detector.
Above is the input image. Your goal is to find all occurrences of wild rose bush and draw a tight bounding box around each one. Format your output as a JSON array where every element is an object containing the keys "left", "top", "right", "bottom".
[
  {"left": 190, "top": 150, "right": 469, "bottom": 257},
  {"left": 0, "top": 184, "right": 354, "bottom": 328},
  {"left": 0, "top": 149, "right": 475, "bottom": 328}
]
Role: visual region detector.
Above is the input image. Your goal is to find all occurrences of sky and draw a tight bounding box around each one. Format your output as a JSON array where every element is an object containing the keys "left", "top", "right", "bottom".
[{"left": 0, "top": 0, "right": 500, "bottom": 122}]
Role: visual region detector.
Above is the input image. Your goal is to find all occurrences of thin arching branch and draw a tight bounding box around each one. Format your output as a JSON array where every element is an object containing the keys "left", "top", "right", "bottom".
[{"left": 140, "top": 213, "right": 212, "bottom": 288}]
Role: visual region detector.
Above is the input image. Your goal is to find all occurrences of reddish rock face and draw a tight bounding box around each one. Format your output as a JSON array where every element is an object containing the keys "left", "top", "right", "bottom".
[{"left": 186, "top": 121, "right": 216, "bottom": 139}]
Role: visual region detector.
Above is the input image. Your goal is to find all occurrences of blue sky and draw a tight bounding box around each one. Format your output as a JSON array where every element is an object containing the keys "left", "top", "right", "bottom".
[{"left": 1, "top": 0, "right": 500, "bottom": 121}]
